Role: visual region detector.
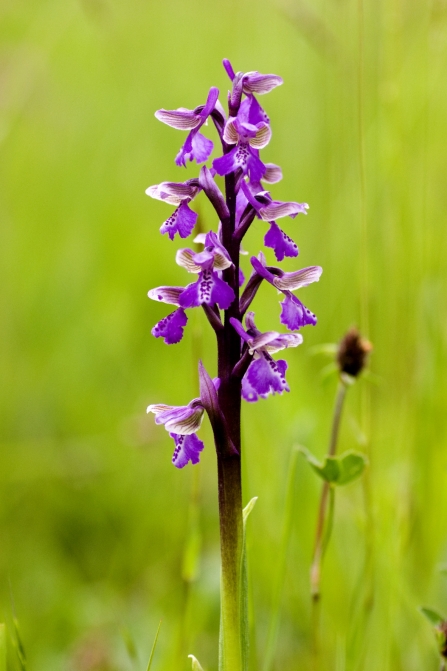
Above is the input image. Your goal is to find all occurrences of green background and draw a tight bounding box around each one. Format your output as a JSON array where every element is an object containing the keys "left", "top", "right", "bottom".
[{"left": 1, "top": 0, "right": 447, "bottom": 669}]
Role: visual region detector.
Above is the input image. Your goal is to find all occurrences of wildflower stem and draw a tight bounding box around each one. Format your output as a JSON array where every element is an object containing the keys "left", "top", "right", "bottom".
[
  {"left": 217, "top": 454, "right": 244, "bottom": 671},
  {"left": 215, "top": 159, "right": 245, "bottom": 671},
  {"left": 310, "top": 379, "right": 347, "bottom": 601}
]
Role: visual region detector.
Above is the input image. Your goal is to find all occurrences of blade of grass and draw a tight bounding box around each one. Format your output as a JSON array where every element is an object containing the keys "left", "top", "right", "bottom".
[{"left": 146, "top": 621, "right": 162, "bottom": 671}]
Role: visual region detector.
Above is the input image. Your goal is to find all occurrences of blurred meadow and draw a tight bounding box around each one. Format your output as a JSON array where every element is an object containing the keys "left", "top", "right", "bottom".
[{"left": 1, "top": 0, "right": 447, "bottom": 669}]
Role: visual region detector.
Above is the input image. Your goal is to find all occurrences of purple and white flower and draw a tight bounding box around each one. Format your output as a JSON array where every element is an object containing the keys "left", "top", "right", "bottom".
[
  {"left": 240, "top": 181, "right": 308, "bottom": 261},
  {"left": 148, "top": 285, "right": 189, "bottom": 345},
  {"left": 155, "top": 87, "right": 220, "bottom": 167},
  {"left": 230, "top": 312, "right": 303, "bottom": 402},
  {"left": 147, "top": 376, "right": 220, "bottom": 468},
  {"left": 146, "top": 180, "right": 200, "bottom": 240},
  {"left": 147, "top": 399, "right": 205, "bottom": 468},
  {"left": 177, "top": 231, "right": 235, "bottom": 310},
  {"left": 250, "top": 253, "right": 322, "bottom": 330},
  {"left": 213, "top": 96, "right": 271, "bottom": 183}
]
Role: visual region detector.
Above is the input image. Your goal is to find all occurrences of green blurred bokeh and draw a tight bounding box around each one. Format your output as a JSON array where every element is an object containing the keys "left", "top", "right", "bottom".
[{"left": 1, "top": 0, "right": 447, "bottom": 669}]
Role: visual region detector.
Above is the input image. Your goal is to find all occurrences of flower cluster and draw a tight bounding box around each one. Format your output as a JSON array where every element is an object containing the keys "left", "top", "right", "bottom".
[{"left": 146, "top": 60, "right": 322, "bottom": 467}]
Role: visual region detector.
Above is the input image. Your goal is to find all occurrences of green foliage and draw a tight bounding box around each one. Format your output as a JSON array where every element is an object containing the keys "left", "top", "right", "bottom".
[
  {"left": 420, "top": 607, "right": 445, "bottom": 627},
  {"left": 300, "top": 448, "right": 368, "bottom": 486}
]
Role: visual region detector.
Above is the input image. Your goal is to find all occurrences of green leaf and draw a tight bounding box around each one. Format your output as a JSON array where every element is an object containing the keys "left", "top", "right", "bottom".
[
  {"left": 189, "top": 654, "right": 205, "bottom": 670},
  {"left": 300, "top": 448, "right": 367, "bottom": 486},
  {"left": 243, "top": 497, "right": 258, "bottom": 524},
  {"left": 300, "top": 448, "right": 340, "bottom": 483},
  {"left": 146, "top": 620, "right": 162, "bottom": 671},
  {"left": 240, "top": 496, "right": 257, "bottom": 671},
  {"left": 336, "top": 451, "right": 368, "bottom": 485},
  {"left": 420, "top": 607, "right": 445, "bottom": 627}
]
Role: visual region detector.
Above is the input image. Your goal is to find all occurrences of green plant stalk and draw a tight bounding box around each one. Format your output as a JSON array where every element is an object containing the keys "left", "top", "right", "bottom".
[
  {"left": 218, "top": 454, "right": 244, "bottom": 671},
  {"left": 310, "top": 379, "right": 348, "bottom": 600}
]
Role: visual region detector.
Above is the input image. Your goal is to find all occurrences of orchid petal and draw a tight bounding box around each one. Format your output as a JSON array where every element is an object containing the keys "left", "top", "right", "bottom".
[
  {"left": 155, "top": 108, "right": 201, "bottom": 130},
  {"left": 223, "top": 118, "right": 239, "bottom": 145},
  {"left": 264, "top": 222, "right": 299, "bottom": 261},
  {"left": 258, "top": 200, "right": 309, "bottom": 221},
  {"left": 242, "top": 72, "right": 284, "bottom": 95},
  {"left": 171, "top": 433, "right": 204, "bottom": 468},
  {"left": 248, "top": 122, "right": 272, "bottom": 149},
  {"left": 179, "top": 269, "right": 235, "bottom": 310},
  {"left": 147, "top": 399, "right": 204, "bottom": 434},
  {"left": 280, "top": 293, "right": 317, "bottom": 330},
  {"left": 273, "top": 265, "right": 323, "bottom": 291},
  {"left": 246, "top": 353, "right": 289, "bottom": 397},
  {"left": 176, "top": 248, "right": 202, "bottom": 273},
  {"left": 148, "top": 286, "right": 184, "bottom": 306},
  {"left": 152, "top": 308, "right": 188, "bottom": 345},
  {"left": 223, "top": 58, "right": 236, "bottom": 81},
  {"left": 146, "top": 181, "right": 198, "bottom": 205},
  {"left": 242, "top": 374, "right": 266, "bottom": 402},
  {"left": 190, "top": 131, "right": 214, "bottom": 163},
  {"left": 241, "top": 95, "right": 270, "bottom": 125},
  {"left": 160, "top": 201, "right": 197, "bottom": 240},
  {"left": 263, "top": 163, "right": 283, "bottom": 183},
  {"left": 201, "top": 86, "right": 220, "bottom": 118},
  {"left": 213, "top": 146, "right": 240, "bottom": 176}
]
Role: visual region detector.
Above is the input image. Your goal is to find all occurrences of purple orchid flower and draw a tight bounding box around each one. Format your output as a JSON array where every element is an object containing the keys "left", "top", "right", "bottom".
[
  {"left": 155, "top": 87, "right": 220, "bottom": 167},
  {"left": 212, "top": 96, "right": 271, "bottom": 183},
  {"left": 250, "top": 253, "right": 322, "bottom": 330},
  {"left": 147, "top": 398, "right": 205, "bottom": 467},
  {"left": 177, "top": 232, "right": 235, "bottom": 311},
  {"left": 147, "top": 286, "right": 188, "bottom": 345},
  {"left": 147, "top": 376, "right": 220, "bottom": 468},
  {"left": 240, "top": 180, "right": 308, "bottom": 261},
  {"left": 146, "top": 180, "right": 200, "bottom": 240},
  {"left": 230, "top": 312, "right": 303, "bottom": 402}
]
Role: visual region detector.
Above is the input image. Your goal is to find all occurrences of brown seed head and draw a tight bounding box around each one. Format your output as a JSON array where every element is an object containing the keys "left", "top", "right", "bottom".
[{"left": 337, "top": 327, "right": 372, "bottom": 378}]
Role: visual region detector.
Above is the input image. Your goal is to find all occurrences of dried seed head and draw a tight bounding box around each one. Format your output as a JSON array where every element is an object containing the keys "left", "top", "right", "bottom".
[{"left": 337, "top": 327, "right": 372, "bottom": 378}]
